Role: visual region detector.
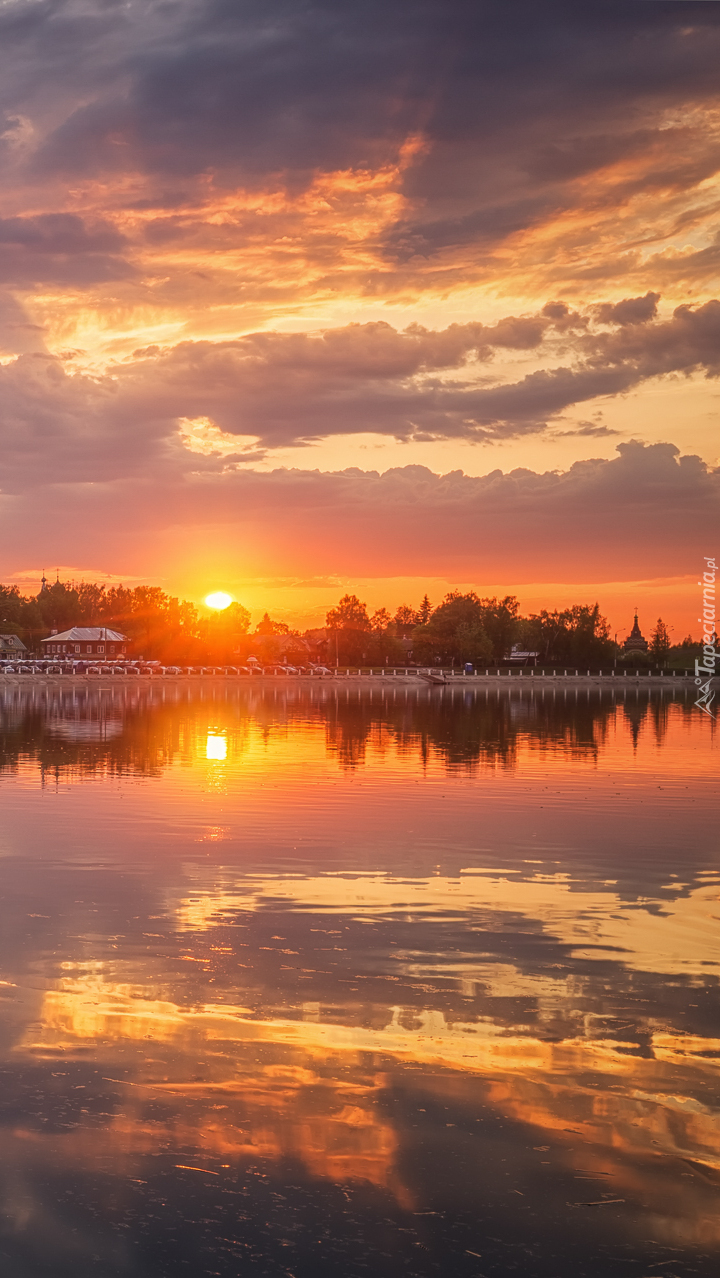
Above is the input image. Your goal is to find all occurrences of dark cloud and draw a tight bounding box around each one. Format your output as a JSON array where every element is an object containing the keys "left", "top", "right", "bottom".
[
  {"left": 0, "top": 299, "right": 718, "bottom": 477},
  {"left": 0, "top": 214, "right": 131, "bottom": 286},
  {"left": 594, "top": 293, "right": 660, "bottom": 326},
  {"left": 554, "top": 422, "right": 619, "bottom": 439},
  {"left": 1, "top": 1, "right": 717, "bottom": 268},
  {"left": 30, "top": 0, "right": 430, "bottom": 181},
  {"left": 0, "top": 213, "right": 124, "bottom": 254},
  {"left": 115, "top": 299, "right": 720, "bottom": 446}
]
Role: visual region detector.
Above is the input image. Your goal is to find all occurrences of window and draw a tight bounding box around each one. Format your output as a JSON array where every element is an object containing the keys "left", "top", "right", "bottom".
[
  {"left": 98, "top": 645, "right": 104, "bottom": 653},
  {"left": 75, "top": 645, "right": 80, "bottom": 653},
  {"left": 86, "top": 645, "right": 92, "bottom": 653}
]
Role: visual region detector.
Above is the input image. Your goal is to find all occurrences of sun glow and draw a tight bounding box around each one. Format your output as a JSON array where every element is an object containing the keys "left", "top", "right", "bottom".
[{"left": 205, "top": 591, "right": 232, "bottom": 610}]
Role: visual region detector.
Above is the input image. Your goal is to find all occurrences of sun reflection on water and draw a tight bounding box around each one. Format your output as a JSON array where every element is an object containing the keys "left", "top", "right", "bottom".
[{"left": 205, "top": 731, "right": 228, "bottom": 761}]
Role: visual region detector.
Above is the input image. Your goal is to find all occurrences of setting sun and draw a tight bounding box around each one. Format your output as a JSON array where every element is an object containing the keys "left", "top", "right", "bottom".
[{"left": 205, "top": 591, "right": 232, "bottom": 610}]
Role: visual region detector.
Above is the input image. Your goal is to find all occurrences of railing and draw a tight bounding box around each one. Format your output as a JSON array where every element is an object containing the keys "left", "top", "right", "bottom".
[
  {"left": 0, "top": 663, "right": 697, "bottom": 679},
  {"left": 331, "top": 666, "right": 694, "bottom": 678}
]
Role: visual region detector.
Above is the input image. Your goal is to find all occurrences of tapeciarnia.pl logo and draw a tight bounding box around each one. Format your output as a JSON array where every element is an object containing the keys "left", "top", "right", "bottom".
[{"left": 695, "top": 555, "right": 717, "bottom": 719}]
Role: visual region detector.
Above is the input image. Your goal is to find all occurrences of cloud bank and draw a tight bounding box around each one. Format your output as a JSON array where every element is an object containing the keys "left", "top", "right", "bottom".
[
  {"left": 0, "top": 298, "right": 718, "bottom": 481},
  {"left": 0, "top": 439, "right": 715, "bottom": 585}
]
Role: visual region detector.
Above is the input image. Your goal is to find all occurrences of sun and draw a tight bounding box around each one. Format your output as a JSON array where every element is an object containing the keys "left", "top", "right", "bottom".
[{"left": 205, "top": 591, "right": 233, "bottom": 610}]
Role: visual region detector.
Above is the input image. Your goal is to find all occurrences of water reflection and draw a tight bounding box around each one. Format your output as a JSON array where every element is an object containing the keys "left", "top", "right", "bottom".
[
  {"left": 0, "top": 680, "right": 702, "bottom": 778},
  {"left": 0, "top": 685, "right": 717, "bottom": 1276}
]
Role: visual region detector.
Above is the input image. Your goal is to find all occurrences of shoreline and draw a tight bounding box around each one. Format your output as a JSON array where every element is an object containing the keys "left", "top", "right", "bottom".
[{"left": 0, "top": 672, "right": 703, "bottom": 688}]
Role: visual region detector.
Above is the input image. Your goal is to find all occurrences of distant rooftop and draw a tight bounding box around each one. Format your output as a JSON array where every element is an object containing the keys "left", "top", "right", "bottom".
[
  {"left": 0, "top": 634, "right": 26, "bottom": 650},
  {"left": 40, "top": 627, "right": 128, "bottom": 644}
]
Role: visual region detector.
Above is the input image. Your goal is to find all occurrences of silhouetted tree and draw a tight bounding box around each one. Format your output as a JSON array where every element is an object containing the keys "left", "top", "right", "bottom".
[
  {"left": 370, "top": 607, "right": 392, "bottom": 632},
  {"left": 413, "top": 592, "right": 493, "bottom": 665},
  {"left": 326, "top": 594, "right": 371, "bottom": 631},
  {"left": 255, "top": 612, "right": 291, "bottom": 635},
  {"left": 417, "top": 594, "right": 433, "bottom": 625},
  {"left": 649, "top": 618, "right": 671, "bottom": 665},
  {"left": 393, "top": 604, "right": 418, "bottom": 636},
  {"left": 524, "top": 604, "right": 613, "bottom": 664}
]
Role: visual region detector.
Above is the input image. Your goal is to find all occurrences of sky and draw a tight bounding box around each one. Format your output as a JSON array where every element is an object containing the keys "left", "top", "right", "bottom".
[{"left": 0, "top": 0, "right": 718, "bottom": 637}]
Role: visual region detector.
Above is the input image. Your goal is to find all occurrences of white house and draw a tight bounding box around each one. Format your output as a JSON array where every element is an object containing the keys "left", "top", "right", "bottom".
[{"left": 40, "top": 627, "right": 129, "bottom": 658}]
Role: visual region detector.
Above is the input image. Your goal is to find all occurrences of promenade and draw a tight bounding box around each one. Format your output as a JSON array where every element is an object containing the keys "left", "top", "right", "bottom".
[{"left": 0, "top": 668, "right": 700, "bottom": 687}]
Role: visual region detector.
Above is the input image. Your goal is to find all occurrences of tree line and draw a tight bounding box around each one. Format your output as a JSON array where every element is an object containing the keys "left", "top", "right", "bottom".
[
  {"left": 0, "top": 579, "right": 695, "bottom": 667},
  {"left": 322, "top": 592, "right": 692, "bottom": 668}
]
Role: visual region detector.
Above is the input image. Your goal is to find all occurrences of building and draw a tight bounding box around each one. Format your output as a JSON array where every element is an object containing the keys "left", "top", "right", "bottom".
[
  {"left": 622, "top": 612, "right": 649, "bottom": 654},
  {"left": 0, "top": 634, "right": 27, "bottom": 658},
  {"left": 40, "top": 627, "right": 129, "bottom": 658},
  {"left": 507, "top": 644, "right": 540, "bottom": 665}
]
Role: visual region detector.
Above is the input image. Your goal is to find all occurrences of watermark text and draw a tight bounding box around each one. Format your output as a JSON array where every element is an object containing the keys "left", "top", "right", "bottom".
[{"left": 695, "top": 555, "right": 717, "bottom": 718}]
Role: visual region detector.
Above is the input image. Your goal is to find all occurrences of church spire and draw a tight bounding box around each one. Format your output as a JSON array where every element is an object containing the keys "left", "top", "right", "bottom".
[{"left": 623, "top": 610, "right": 648, "bottom": 653}]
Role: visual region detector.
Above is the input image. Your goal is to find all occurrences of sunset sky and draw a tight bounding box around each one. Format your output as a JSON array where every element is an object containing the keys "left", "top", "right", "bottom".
[{"left": 1, "top": 0, "right": 718, "bottom": 635}]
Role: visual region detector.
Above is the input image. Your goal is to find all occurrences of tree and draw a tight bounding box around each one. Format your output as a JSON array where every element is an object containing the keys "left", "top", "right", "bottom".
[
  {"left": 393, "top": 604, "right": 418, "bottom": 636},
  {"left": 326, "top": 594, "right": 371, "bottom": 631},
  {"left": 525, "top": 603, "right": 613, "bottom": 664},
  {"left": 649, "top": 618, "right": 671, "bottom": 665},
  {"left": 36, "top": 579, "right": 82, "bottom": 632},
  {"left": 476, "top": 595, "right": 520, "bottom": 660},
  {"left": 370, "top": 607, "right": 392, "bottom": 632},
  {"left": 417, "top": 595, "right": 433, "bottom": 625},
  {"left": 0, "top": 584, "right": 27, "bottom": 637},
  {"left": 255, "top": 612, "right": 291, "bottom": 636},
  {"left": 326, "top": 594, "right": 369, "bottom": 663},
  {"left": 413, "top": 592, "right": 519, "bottom": 664},
  {"left": 76, "top": 581, "right": 108, "bottom": 623},
  {"left": 413, "top": 592, "right": 493, "bottom": 665}
]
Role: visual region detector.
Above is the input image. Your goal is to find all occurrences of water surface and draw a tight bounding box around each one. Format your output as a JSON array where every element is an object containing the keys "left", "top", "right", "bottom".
[{"left": 0, "top": 683, "right": 717, "bottom": 1277}]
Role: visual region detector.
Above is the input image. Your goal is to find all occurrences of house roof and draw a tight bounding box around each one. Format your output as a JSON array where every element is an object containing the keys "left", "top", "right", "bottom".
[
  {"left": 40, "top": 627, "right": 128, "bottom": 643},
  {"left": 0, "top": 634, "right": 26, "bottom": 649}
]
